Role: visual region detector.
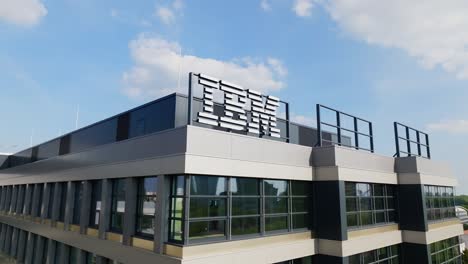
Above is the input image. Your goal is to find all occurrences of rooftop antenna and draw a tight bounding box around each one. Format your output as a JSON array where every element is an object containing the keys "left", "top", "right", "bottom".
[
  {"left": 177, "top": 46, "right": 183, "bottom": 92},
  {"left": 75, "top": 104, "right": 80, "bottom": 130}
]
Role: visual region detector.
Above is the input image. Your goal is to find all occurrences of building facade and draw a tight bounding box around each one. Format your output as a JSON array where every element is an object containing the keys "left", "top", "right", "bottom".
[{"left": 0, "top": 87, "right": 463, "bottom": 263}]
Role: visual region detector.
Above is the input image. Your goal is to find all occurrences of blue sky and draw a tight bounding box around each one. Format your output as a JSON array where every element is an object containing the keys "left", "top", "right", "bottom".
[{"left": 1, "top": 0, "right": 467, "bottom": 192}]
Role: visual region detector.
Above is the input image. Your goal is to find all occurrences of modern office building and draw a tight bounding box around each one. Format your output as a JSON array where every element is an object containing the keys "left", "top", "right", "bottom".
[{"left": 0, "top": 73, "right": 463, "bottom": 264}]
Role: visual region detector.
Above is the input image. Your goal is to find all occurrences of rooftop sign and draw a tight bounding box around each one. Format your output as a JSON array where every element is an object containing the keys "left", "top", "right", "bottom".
[{"left": 188, "top": 73, "right": 289, "bottom": 140}]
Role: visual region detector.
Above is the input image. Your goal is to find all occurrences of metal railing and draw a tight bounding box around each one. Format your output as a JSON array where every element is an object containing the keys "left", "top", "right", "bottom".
[
  {"left": 316, "top": 104, "right": 374, "bottom": 152},
  {"left": 394, "top": 122, "right": 430, "bottom": 159}
]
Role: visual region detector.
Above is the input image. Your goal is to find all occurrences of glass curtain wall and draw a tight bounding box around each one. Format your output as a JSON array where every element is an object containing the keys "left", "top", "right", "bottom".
[
  {"left": 169, "top": 175, "right": 312, "bottom": 245},
  {"left": 89, "top": 180, "right": 102, "bottom": 228},
  {"left": 345, "top": 182, "right": 396, "bottom": 229},
  {"left": 348, "top": 245, "right": 400, "bottom": 264},
  {"left": 110, "top": 179, "right": 126, "bottom": 233},
  {"left": 57, "top": 182, "right": 68, "bottom": 222},
  {"left": 135, "top": 177, "right": 158, "bottom": 238},
  {"left": 424, "top": 186, "right": 456, "bottom": 222},
  {"left": 429, "top": 237, "right": 461, "bottom": 264}
]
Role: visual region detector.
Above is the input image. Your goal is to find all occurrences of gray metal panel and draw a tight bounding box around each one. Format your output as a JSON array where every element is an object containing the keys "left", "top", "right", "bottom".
[
  {"left": 16, "top": 229, "right": 27, "bottom": 263},
  {"left": 64, "top": 181, "right": 74, "bottom": 230},
  {"left": 154, "top": 175, "right": 169, "bottom": 253},
  {"left": 99, "top": 179, "right": 111, "bottom": 239},
  {"left": 0, "top": 126, "right": 188, "bottom": 183},
  {"left": 80, "top": 181, "right": 92, "bottom": 234},
  {"left": 122, "top": 177, "right": 137, "bottom": 245}
]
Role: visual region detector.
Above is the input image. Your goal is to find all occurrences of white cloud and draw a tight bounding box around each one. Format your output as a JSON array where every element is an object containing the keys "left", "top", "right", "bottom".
[
  {"left": 156, "top": 7, "right": 175, "bottom": 25},
  {"left": 323, "top": 0, "right": 468, "bottom": 79},
  {"left": 291, "top": 114, "right": 316, "bottom": 127},
  {"left": 155, "top": 0, "right": 183, "bottom": 25},
  {"left": 427, "top": 119, "right": 468, "bottom": 134},
  {"left": 122, "top": 35, "right": 287, "bottom": 99},
  {"left": 261, "top": 0, "right": 271, "bottom": 11},
  {"left": 0, "top": 0, "right": 47, "bottom": 26},
  {"left": 293, "top": 0, "right": 314, "bottom": 17}
]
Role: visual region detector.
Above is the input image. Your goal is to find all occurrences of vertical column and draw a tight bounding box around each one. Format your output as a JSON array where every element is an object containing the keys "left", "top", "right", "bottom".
[
  {"left": 34, "top": 235, "right": 45, "bottom": 262},
  {"left": 10, "top": 227, "right": 18, "bottom": 257},
  {"left": 154, "top": 175, "right": 169, "bottom": 253},
  {"left": 41, "top": 183, "right": 51, "bottom": 222},
  {"left": 31, "top": 184, "right": 41, "bottom": 219},
  {"left": 16, "top": 230, "right": 27, "bottom": 263},
  {"left": 25, "top": 232, "right": 35, "bottom": 264},
  {"left": 46, "top": 239, "right": 56, "bottom": 264},
  {"left": 401, "top": 243, "right": 430, "bottom": 264},
  {"left": 10, "top": 185, "right": 18, "bottom": 214},
  {"left": 78, "top": 249, "right": 87, "bottom": 264},
  {"left": 23, "top": 184, "right": 33, "bottom": 217},
  {"left": 59, "top": 243, "right": 70, "bottom": 263},
  {"left": 0, "top": 186, "right": 5, "bottom": 212},
  {"left": 0, "top": 224, "right": 6, "bottom": 250},
  {"left": 51, "top": 182, "right": 62, "bottom": 224},
  {"left": 16, "top": 185, "right": 25, "bottom": 215},
  {"left": 123, "top": 177, "right": 137, "bottom": 246},
  {"left": 4, "top": 186, "right": 12, "bottom": 214},
  {"left": 80, "top": 181, "right": 92, "bottom": 234},
  {"left": 314, "top": 181, "right": 348, "bottom": 241},
  {"left": 397, "top": 184, "right": 427, "bottom": 231},
  {"left": 99, "top": 179, "right": 112, "bottom": 239},
  {"left": 4, "top": 225, "right": 12, "bottom": 253},
  {"left": 64, "top": 181, "right": 75, "bottom": 230},
  {"left": 313, "top": 255, "right": 346, "bottom": 263}
]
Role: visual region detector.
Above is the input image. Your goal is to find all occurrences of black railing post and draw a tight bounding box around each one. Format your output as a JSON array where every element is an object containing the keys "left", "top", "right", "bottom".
[
  {"left": 394, "top": 122, "right": 400, "bottom": 157},
  {"left": 336, "top": 111, "right": 341, "bottom": 146},
  {"left": 354, "top": 117, "right": 359, "bottom": 150},
  {"left": 316, "top": 104, "right": 322, "bottom": 147},
  {"left": 187, "top": 72, "right": 194, "bottom": 125},
  {"left": 416, "top": 131, "right": 422, "bottom": 157},
  {"left": 405, "top": 126, "right": 411, "bottom": 156},
  {"left": 369, "top": 122, "right": 374, "bottom": 153},
  {"left": 426, "top": 134, "right": 431, "bottom": 159},
  {"left": 285, "top": 102, "right": 290, "bottom": 143}
]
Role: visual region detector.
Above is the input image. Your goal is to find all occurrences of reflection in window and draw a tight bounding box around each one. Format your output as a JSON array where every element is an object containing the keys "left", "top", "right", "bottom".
[
  {"left": 89, "top": 180, "right": 102, "bottom": 228},
  {"left": 110, "top": 179, "right": 126, "bottom": 233},
  {"left": 429, "top": 237, "right": 461, "bottom": 264},
  {"left": 424, "top": 185, "right": 456, "bottom": 222},
  {"left": 345, "top": 182, "right": 396, "bottom": 229},
  {"left": 348, "top": 245, "right": 400, "bottom": 264},
  {"left": 169, "top": 176, "right": 185, "bottom": 242},
  {"left": 169, "top": 175, "right": 312, "bottom": 245},
  {"left": 136, "top": 177, "right": 158, "bottom": 238}
]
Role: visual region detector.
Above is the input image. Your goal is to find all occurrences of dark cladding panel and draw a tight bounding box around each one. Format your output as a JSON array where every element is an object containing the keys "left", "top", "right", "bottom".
[
  {"left": 37, "top": 139, "right": 60, "bottom": 161},
  {"left": 314, "top": 181, "right": 347, "bottom": 241},
  {"left": 9, "top": 148, "right": 32, "bottom": 167},
  {"left": 69, "top": 118, "right": 118, "bottom": 153},
  {"left": 174, "top": 95, "right": 189, "bottom": 128},
  {"left": 401, "top": 243, "right": 430, "bottom": 264},
  {"left": 116, "top": 113, "right": 130, "bottom": 141},
  {"left": 129, "top": 96, "right": 176, "bottom": 139},
  {"left": 313, "top": 255, "right": 346, "bottom": 264},
  {"left": 397, "top": 184, "right": 427, "bottom": 231}
]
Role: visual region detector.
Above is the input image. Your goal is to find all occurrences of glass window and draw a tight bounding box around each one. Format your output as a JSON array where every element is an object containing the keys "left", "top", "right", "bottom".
[
  {"left": 170, "top": 176, "right": 313, "bottom": 245},
  {"left": 429, "top": 237, "right": 461, "bottom": 264},
  {"left": 136, "top": 177, "right": 158, "bottom": 238},
  {"left": 424, "top": 185, "right": 456, "bottom": 222},
  {"left": 348, "top": 244, "right": 400, "bottom": 264},
  {"left": 190, "top": 176, "right": 227, "bottom": 196},
  {"left": 72, "top": 182, "right": 84, "bottom": 225},
  {"left": 169, "top": 176, "right": 185, "bottom": 242},
  {"left": 110, "top": 179, "right": 126, "bottom": 233},
  {"left": 345, "top": 182, "right": 397, "bottom": 229},
  {"left": 69, "top": 246, "right": 80, "bottom": 264},
  {"left": 89, "top": 180, "right": 102, "bottom": 228},
  {"left": 58, "top": 182, "right": 68, "bottom": 222}
]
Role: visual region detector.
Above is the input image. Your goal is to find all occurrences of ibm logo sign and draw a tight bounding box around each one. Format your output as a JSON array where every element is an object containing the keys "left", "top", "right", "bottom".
[{"left": 195, "top": 74, "right": 281, "bottom": 138}]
